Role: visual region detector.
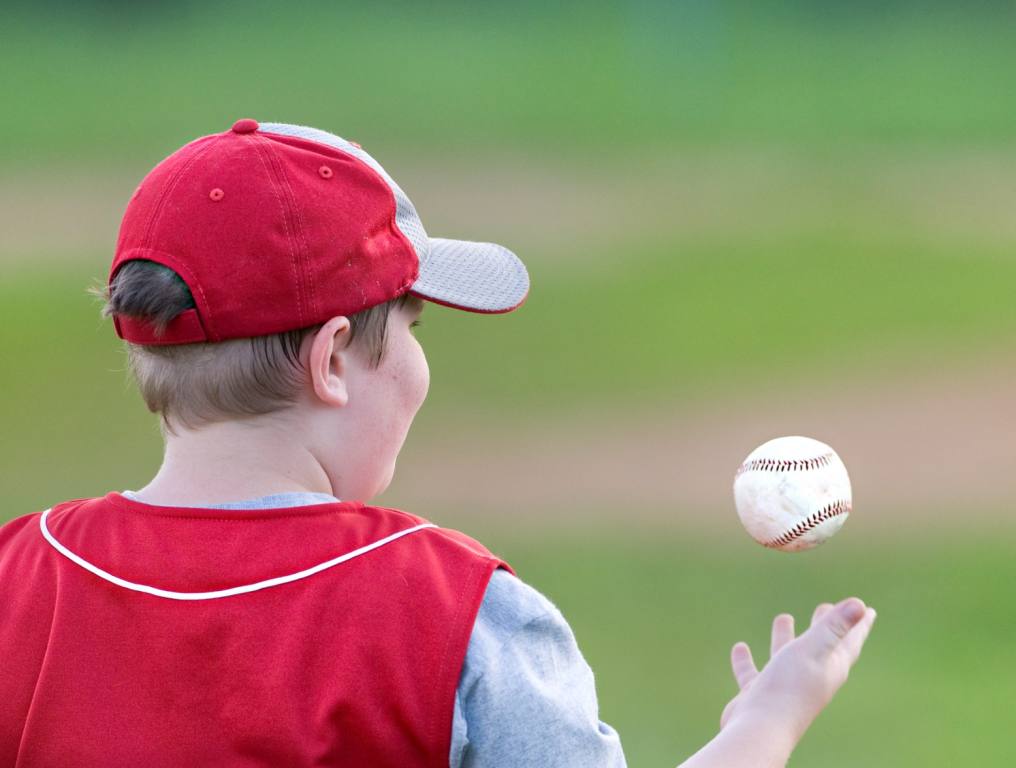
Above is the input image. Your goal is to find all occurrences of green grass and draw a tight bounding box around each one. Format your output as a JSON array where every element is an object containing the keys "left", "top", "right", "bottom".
[
  {"left": 3, "top": 1, "right": 1016, "bottom": 168},
  {"left": 460, "top": 519, "right": 1016, "bottom": 767}
]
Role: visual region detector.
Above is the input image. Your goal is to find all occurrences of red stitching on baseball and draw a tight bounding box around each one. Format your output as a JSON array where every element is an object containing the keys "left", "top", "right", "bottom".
[
  {"left": 735, "top": 452, "right": 833, "bottom": 477},
  {"left": 763, "top": 500, "right": 851, "bottom": 549}
]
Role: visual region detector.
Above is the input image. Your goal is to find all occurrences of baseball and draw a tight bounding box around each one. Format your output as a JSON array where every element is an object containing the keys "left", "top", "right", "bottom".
[{"left": 733, "top": 436, "right": 852, "bottom": 552}]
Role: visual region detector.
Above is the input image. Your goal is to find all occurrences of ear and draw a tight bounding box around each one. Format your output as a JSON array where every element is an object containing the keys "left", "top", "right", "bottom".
[{"left": 307, "top": 315, "right": 352, "bottom": 407}]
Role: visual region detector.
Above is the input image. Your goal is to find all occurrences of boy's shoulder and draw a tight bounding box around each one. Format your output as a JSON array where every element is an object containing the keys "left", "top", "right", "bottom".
[
  {"left": 479, "top": 567, "right": 565, "bottom": 637},
  {"left": 367, "top": 503, "right": 517, "bottom": 575},
  {"left": 0, "top": 510, "right": 43, "bottom": 549},
  {"left": 0, "top": 496, "right": 91, "bottom": 551},
  {"left": 0, "top": 508, "right": 60, "bottom": 584}
]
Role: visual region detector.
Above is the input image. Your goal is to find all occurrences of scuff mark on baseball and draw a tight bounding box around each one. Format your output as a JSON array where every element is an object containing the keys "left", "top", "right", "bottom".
[{"left": 733, "top": 436, "right": 852, "bottom": 552}]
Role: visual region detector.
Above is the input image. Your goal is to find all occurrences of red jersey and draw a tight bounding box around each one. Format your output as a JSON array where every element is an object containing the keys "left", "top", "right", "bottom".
[{"left": 0, "top": 492, "right": 511, "bottom": 767}]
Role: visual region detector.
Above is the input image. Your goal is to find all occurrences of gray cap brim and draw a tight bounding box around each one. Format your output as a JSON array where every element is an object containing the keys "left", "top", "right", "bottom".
[{"left": 410, "top": 237, "right": 530, "bottom": 313}]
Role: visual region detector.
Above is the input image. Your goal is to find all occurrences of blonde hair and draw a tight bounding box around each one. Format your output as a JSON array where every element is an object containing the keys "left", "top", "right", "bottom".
[{"left": 88, "top": 259, "right": 410, "bottom": 437}]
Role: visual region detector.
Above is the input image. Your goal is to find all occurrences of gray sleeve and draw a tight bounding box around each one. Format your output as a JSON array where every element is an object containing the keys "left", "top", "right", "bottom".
[{"left": 450, "top": 569, "right": 627, "bottom": 768}]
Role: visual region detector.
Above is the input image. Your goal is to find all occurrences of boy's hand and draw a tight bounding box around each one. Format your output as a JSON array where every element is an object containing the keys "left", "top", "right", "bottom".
[{"left": 718, "top": 597, "right": 877, "bottom": 746}]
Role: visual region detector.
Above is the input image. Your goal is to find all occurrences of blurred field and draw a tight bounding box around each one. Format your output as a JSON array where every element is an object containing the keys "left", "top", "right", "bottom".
[
  {"left": 3, "top": 2, "right": 1016, "bottom": 766},
  {"left": 3, "top": 1, "right": 1016, "bottom": 167}
]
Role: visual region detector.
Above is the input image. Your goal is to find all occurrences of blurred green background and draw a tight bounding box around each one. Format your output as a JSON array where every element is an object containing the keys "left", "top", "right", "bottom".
[{"left": 2, "top": 2, "right": 1015, "bottom": 765}]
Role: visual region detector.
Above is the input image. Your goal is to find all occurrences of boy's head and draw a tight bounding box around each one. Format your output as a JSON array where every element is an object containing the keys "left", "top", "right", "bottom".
[{"left": 95, "top": 119, "right": 528, "bottom": 500}]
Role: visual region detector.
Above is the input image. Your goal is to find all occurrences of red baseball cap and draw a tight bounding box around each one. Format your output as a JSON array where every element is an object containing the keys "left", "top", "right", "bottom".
[{"left": 109, "top": 119, "right": 530, "bottom": 345}]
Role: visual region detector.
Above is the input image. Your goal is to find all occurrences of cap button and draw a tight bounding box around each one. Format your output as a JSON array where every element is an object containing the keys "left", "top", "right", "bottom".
[{"left": 231, "top": 118, "right": 259, "bottom": 134}]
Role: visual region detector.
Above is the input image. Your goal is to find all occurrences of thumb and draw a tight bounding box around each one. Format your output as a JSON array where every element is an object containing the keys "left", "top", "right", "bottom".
[{"left": 809, "top": 597, "right": 867, "bottom": 653}]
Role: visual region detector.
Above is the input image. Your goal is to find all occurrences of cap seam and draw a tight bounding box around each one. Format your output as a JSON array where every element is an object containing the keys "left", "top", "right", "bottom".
[
  {"left": 258, "top": 137, "right": 318, "bottom": 322},
  {"left": 248, "top": 135, "right": 307, "bottom": 328},
  {"left": 139, "top": 135, "right": 223, "bottom": 256}
]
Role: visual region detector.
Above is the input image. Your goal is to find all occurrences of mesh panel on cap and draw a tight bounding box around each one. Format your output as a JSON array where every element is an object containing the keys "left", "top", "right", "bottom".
[
  {"left": 257, "top": 122, "right": 430, "bottom": 262},
  {"left": 413, "top": 238, "right": 529, "bottom": 312}
]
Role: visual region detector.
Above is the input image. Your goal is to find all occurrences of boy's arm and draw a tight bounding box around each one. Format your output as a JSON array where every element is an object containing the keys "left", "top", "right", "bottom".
[
  {"left": 452, "top": 569, "right": 626, "bottom": 767},
  {"left": 454, "top": 572, "right": 875, "bottom": 768}
]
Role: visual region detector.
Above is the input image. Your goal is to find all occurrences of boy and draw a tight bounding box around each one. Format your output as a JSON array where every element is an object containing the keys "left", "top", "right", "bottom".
[{"left": 0, "top": 119, "right": 876, "bottom": 766}]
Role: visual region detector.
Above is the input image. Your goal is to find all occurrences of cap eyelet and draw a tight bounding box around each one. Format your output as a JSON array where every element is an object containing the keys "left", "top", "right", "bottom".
[
  {"left": 318, "top": 165, "right": 333, "bottom": 179},
  {"left": 209, "top": 188, "right": 225, "bottom": 201}
]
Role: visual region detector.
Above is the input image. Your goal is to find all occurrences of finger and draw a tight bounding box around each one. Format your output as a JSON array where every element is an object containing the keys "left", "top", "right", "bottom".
[
  {"left": 811, "top": 602, "right": 834, "bottom": 628},
  {"left": 804, "top": 597, "right": 867, "bottom": 656},
  {"left": 771, "top": 613, "right": 795, "bottom": 657},
  {"left": 730, "top": 642, "right": 759, "bottom": 690},
  {"left": 840, "top": 607, "right": 877, "bottom": 666}
]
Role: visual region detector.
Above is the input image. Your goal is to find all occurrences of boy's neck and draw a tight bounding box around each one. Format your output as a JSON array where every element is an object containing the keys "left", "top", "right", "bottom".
[{"left": 132, "top": 419, "right": 335, "bottom": 507}]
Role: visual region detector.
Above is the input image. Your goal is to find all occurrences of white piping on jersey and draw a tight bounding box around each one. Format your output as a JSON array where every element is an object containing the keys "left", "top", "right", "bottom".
[{"left": 38, "top": 508, "right": 437, "bottom": 601}]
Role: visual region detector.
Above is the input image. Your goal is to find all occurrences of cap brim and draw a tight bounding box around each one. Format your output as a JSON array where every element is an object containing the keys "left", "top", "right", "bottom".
[{"left": 409, "top": 237, "right": 529, "bottom": 314}]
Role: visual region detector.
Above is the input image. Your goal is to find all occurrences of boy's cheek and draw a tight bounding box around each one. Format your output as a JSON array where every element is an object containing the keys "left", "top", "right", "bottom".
[
  {"left": 412, "top": 347, "right": 430, "bottom": 405},
  {"left": 419, "top": 362, "right": 430, "bottom": 403}
]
